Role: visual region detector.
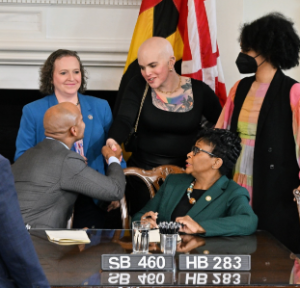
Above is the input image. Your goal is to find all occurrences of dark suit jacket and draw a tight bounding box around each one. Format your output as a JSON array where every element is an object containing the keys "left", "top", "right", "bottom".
[
  {"left": 133, "top": 174, "right": 258, "bottom": 236},
  {"left": 0, "top": 155, "right": 49, "bottom": 288},
  {"left": 12, "top": 139, "right": 125, "bottom": 228}
]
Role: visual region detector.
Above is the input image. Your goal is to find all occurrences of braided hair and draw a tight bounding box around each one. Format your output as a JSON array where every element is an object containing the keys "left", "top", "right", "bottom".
[{"left": 196, "top": 128, "right": 242, "bottom": 176}]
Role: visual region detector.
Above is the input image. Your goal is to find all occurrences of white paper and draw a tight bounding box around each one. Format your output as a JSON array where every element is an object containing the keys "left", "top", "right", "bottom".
[
  {"left": 149, "top": 229, "right": 181, "bottom": 242},
  {"left": 45, "top": 230, "right": 91, "bottom": 244}
]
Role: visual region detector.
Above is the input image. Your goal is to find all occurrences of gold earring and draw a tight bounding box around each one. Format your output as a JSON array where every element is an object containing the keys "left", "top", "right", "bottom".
[{"left": 169, "top": 68, "right": 173, "bottom": 72}]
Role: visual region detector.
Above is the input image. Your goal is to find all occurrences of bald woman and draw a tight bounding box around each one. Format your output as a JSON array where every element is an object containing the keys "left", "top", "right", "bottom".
[
  {"left": 108, "top": 37, "right": 222, "bottom": 216},
  {"left": 12, "top": 103, "right": 125, "bottom": 228}
]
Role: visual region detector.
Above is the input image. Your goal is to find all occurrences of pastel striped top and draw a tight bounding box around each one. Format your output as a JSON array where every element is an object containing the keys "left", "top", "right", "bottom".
[{"left": 216, "top": 80, "right": 300, "bottom": 205}]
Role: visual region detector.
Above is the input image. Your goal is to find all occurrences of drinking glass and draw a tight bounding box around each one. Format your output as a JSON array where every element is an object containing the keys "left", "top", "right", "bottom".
[
  {"left": 160, "top": 234, "right": 177, "bottom": 255},
  {"left": 132, "top": 220, "right": 150, "bottom": 254}
]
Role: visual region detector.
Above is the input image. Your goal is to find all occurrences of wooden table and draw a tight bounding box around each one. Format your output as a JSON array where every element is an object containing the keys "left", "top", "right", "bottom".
[{"left": 30, "top": 229, "right": 298, "bottom": 287}]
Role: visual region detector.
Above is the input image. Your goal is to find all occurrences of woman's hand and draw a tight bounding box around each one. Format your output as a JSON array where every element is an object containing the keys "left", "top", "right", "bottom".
[
  {"left": 106, "top": 138, "right": 122, "bottom": 162},
  {"left": 106, "top": 138, "right": 119, "bottom": 151},
  {"left": 176, "top": 234, "right": 205, "bottom": 253},
  {"left": 176, "top": 215, "right": 206, "bottom": 234},
  {"left": 140, "top": 211, "right": 158, "bottom": 229}
]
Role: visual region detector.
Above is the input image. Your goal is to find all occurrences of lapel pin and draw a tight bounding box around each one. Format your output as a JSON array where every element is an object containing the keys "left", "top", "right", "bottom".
[
  {"left": 203, "top": 250, "right": 209, "bottom": 254},
  {"left": 88, "top": 114, "right": 93, "bottom": 120},
  {"left": 205, "top": 195, "right": 212, "bottom": 202}
]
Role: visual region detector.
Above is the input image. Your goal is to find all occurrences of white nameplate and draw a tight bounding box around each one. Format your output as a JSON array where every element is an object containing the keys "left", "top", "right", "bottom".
[
  {"left": 179, "top": 255, "right": 251, "bottom": 271},
  {"left": 178, "top": 272, "right": 251, "bottom": 285},
  {"left": 101, "top": 271, "right": 174, "bottom": 285},
  {"left": 101, "top": 254, "right": 174, "bottom": 270}
]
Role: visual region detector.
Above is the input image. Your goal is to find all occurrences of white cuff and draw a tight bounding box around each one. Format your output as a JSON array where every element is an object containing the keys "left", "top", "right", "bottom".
[{"left": 108, "top": 156, "right": 120, "bottom": 165}]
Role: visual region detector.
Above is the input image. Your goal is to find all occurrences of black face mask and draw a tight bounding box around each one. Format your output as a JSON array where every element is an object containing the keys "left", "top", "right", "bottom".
[{"left": 235, "top": 52, "right": 258, "bottom": 74}]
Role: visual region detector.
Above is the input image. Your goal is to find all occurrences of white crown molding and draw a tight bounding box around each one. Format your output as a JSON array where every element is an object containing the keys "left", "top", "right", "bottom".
[
  {"left": 0, "top": 59, "right": 126, "bottom": 67},
  {"left": 0, "top": 51, "right": 127, "bottom": 67},
  {"left": 0, "top": 0, "right": 141, "bottom": 5},
  {"left": 0, "top": 38, "right": 131, "bottom": 51},
  {"left": 0, "top": 3, "right": 137, "bottom": 89}
]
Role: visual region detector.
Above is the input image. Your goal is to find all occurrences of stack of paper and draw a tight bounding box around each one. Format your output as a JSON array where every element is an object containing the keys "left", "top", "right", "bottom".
[{"left": 45, "top": 230, "right": 91, "bottom": 245}]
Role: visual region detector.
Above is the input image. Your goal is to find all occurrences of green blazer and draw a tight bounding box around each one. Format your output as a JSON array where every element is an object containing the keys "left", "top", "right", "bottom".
[{"left": 133, "top": 174, "right": 258, "bottom": 237}]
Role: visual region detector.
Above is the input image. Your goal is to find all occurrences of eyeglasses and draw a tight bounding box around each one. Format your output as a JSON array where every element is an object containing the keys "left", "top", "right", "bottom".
[{"left": 191, "top": 145, "right": 220, "bottom": 158}]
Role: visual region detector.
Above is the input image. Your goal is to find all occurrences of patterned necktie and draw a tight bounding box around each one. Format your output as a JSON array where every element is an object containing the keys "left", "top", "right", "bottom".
[{"left": 74, "top": 139, "right": 84, "bottom": 157}]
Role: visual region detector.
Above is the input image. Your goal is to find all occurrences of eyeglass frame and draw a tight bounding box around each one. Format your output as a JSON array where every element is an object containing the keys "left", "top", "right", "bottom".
[{"left": 191, "top": 145, "right": 220, "bottom": 158}]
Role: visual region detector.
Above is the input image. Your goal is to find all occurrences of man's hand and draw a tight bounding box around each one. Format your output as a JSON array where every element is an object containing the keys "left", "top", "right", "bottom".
[
  {"left": 107, "top": 201, "right": 120, "bottom": 212},
  {"left": 176, "top": 215, "right": 206, "bottom": 234},
  {"left": 102, "top": 144, "right": 122, "bottom": 163},
  {"left": 141, "top": 211, "right": 158, "bottom": 229}
]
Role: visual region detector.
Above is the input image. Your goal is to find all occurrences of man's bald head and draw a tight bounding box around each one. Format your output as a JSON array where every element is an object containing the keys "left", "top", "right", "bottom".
[
  {"left": 138, "top": 37, "right": 174, "bottom": 61},
  {"left": 44, "top": 102, "right": 81, "bottom": 140}
]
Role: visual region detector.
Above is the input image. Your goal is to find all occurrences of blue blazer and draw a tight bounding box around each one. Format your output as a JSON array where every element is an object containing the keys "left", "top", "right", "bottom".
[
  {"left": 14, "top": 93, "right": 126, "bottom": 173},
  {"left": 0, "top": 155, "right": 49, "bottom": 288}
]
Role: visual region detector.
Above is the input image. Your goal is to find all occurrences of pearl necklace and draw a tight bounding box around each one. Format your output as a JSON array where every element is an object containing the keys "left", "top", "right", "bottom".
[{"left": 187, "top": 180, "right": 197, "bottom": 205}]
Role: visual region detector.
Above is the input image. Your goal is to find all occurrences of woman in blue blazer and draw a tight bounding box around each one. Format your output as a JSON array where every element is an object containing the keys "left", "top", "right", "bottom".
[
  {"left": 15, "top": 93, "right": 112, "bottom": 176},
  {"left": 14, "top": 49, "right": 125, "bottom": 228},
  {"left": 133, "top": 129, "right": 258, "bottom": 237}
]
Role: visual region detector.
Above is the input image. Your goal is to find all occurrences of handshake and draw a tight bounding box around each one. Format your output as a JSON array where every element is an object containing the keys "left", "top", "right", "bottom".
[
  {"left": 102, "top": 138, "right": 123, "bottom": 163},
  {"left": 101, "top": 138, "right": 124, "bottom": 212}
]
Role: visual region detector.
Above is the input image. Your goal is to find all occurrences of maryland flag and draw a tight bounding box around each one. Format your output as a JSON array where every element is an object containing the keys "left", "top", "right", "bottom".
[{"left": 113, "top": 0, "right": 227, "bottom": 116}]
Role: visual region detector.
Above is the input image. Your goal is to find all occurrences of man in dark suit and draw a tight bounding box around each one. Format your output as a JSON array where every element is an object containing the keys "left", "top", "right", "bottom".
[
  {"left": 12, "top": 102, "right": 125, "bottom": 228},
  {"left": 0, "top": 155, "right": 50, "bottom": 288}
]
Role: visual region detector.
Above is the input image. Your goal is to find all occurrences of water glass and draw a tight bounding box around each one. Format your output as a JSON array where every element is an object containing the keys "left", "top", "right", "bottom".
[
  {"left": 160, "top": 234, "right": 177, "bottom": 255},
  {"left": 132, "top": 220, "right": 150, "bottom": 254}
]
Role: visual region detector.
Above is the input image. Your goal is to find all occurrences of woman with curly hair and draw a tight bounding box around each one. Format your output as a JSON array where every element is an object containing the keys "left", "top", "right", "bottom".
[
  {"left": 14, "top": 49, "right": 125, "bottom": 229},
  {"left": 216, "top": 13, "right": 300, "bottom": 252},
  {"left": 133, "top": 128, "right": 258, "bottom": 237}
]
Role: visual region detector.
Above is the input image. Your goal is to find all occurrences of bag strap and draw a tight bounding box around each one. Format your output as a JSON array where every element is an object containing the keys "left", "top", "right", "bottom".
[{"left": 134, "top": 83, "right": 149, "bottom": 132}]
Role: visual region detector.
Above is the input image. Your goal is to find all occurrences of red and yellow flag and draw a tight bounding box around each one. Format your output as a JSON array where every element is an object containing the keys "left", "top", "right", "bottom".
[{"left": 114, "top": 0, "right": 226, "bottom": 116}]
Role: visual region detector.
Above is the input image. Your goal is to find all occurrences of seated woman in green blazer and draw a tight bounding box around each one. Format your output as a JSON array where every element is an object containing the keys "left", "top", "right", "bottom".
[{"left": 132, "top": 128, "right": 258, "bottom": 237}]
